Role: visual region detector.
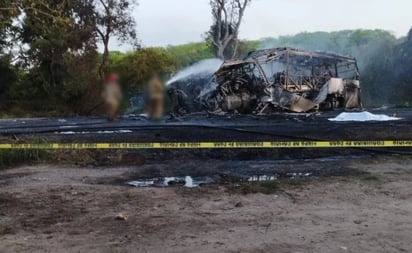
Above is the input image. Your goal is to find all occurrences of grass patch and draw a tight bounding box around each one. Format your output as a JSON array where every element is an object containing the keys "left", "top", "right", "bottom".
[
  {"left": 0, "top": 149, "right": 51, "bottom": 168},
  {"left": 55, "top": 150, "right": 96, "bottom": 166},
  {"left": 0, "top": 138, "right": 51, "bottom": 168}
]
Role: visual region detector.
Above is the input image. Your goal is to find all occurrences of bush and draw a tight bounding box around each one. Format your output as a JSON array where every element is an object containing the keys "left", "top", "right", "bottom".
[{"left": 110, "top": 48, "right": 179, "bottom": 91}]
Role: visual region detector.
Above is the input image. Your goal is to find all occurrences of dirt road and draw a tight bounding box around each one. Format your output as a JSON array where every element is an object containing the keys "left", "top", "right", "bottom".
[{"left": 1, "top": 156, "right": 411, "bottom": 253}]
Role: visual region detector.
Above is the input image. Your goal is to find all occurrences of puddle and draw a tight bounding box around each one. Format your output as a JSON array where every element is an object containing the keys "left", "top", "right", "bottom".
[
  {"left": 285, "top": 172, "right": 312, "bottom": 178},
  {"left": 127, "top": 172, "right": 314, "bottom": 188},
  {"left": 128, "top": 176, "right": 208, "bottom": 188},
  {"left": 248, "top": 175, "right": 278, "bottom": 182},
  {"left": 247, "top": 173, "right": 312, "bottom": 182},
  {"left": 127, "top": 180, "right": 155, "bottom": 187}
]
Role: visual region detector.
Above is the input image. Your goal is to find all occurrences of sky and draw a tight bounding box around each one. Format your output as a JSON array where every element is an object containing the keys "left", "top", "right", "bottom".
[{"left": 109, "top": 0, "right": 412, "bottom": 51}]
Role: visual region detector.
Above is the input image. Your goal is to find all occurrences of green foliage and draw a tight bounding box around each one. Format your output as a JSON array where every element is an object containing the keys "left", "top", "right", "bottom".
[
  {"left": 165, "top": 40, "right": 257, "bottom": 65},
  {"left": 110, "top": 48, "right": 179, "bottom": 90},
  {"left": 0, "top": 149, "right": 51, "bottom": 168},
  {"left": 20, "top": 0, "right": 96, "bottom": 89},
  {"left": 0, "top": 138, "right": 51, "bottom": 168},
  {"left": 95, "top": 0, "right": 138, "bottom": 80},
  {"left": 390, "top": 30, "right": 412, "bottom": 106},
  {"left": 0, "top": 0, "right": 19, "bottom": 48},
  {"left": 108, "top": 51, "right": 126, "bottom": 65},
  {"left": 167, "top": 42, "right": 214, "bottom": 67},
  {"left": 258, "top": 30, "right": 396, "bottom": 62},
  {"left": 0, "top": 56, "right": 17, "bottom": 99},
  {"left": 0, "top": 0, "right": 99, "bottom": 115},
  {"left": 236, "top": 40, "right": 260, "bottom": 58}
]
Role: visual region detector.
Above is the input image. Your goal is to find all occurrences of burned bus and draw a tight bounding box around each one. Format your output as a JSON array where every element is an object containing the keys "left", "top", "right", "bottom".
[
  {"left": 170, "top": 47, "right": 363, "bottom": 115},
  {"left": 169, "top": 48, "right": 362, "bottom": 115}
]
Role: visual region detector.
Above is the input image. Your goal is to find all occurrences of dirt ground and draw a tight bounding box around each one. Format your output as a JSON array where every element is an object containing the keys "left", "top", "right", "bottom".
[{"left": 1, "top": 156, "right": 412, "bottom": 253}]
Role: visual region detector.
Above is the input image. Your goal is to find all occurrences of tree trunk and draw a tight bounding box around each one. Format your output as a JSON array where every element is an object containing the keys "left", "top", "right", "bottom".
[
  {"left": 99, "top": 40, "right": 109, "bottom": 82},
  {"left": 232, "top": 39, "right": 239, "bottom": 58},
  {"left": 217, "top": 45, "right": 225, "bottom": 60}
]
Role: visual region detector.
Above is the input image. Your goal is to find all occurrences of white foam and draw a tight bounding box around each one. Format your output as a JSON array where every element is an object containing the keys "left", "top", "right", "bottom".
[
  {"left": 184, "top": 176, "right": 196, "bottom": 188},
  {"left": 57, "top": 130, "right": 133, "bottom": 135},
  {"left": 329, "top": 111, "right": 401, "bottom": 122},
  {"left": 59, "top": 131, "right": 75, "bottom": 135}
]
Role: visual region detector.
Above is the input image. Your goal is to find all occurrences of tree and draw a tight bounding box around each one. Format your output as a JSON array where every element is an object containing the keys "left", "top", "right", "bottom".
[
  {"left": 5, "top": 0, "right": 99, "bottom": 114},
  {"left": 0, "top": 56, "right": 18, "bottom": 103},
  {"left": 94, "top": 0, "right": 138, "bottom": 81},
  {"left": 392, "top": 28, "right": 412, "bottom": 105},
  {"left": 0, "top": 0, "right": 20, "bottom": 53},
  {"left": 0, "top": 0, "right": 98, "bottom": 113},
  {"left": 207, "top": 0, "right": 251, "bottom": 59},
  {"left": 0, "top": 1, "right": 19, "bottom": 102},
  {"left": 20, "top": 0, "right": 96, "bottom": 84}
]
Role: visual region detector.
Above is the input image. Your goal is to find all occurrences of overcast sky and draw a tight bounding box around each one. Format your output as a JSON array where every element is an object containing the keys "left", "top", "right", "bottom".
[{"left": 109, "top": 0, "right": 412, "bottom": 51}]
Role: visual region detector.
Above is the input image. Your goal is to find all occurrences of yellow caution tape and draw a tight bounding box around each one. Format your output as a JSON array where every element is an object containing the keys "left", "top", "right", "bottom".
[{"left": 0, "top": 141, "right": 411, "bottom": 149}]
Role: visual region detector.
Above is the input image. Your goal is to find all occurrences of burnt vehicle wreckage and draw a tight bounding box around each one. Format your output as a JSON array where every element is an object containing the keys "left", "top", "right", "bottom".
[{"left": 168, "top": 47, "right": 363, "bottom": 115}]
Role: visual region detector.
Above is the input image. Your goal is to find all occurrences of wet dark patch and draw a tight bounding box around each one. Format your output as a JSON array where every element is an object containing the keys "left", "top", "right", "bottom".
[
  {"left": 92, "top": 156, "right": 369, "bottom": 188},
  {"left": 227, "top": 181, "right": 281, "bottom": 195}
]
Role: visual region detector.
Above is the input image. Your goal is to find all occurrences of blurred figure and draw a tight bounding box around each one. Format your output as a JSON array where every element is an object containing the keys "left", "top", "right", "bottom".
[
  {"left": 102, "top": 73, "right": 122, "bottom": 121},
  {"left": 168, "top": 87, "right": 188, "bottom": 116},
  {"left": 147, "top": 74, "right": 165, "bottom": 120}
]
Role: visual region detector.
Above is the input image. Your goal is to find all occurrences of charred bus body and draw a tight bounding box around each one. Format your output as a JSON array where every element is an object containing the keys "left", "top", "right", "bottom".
[
  {"left": 168, "top": 48, "right": 362, "bottom": 115},
  {"left": 170, "top": 47, "right": 363, "bottom": 115}
]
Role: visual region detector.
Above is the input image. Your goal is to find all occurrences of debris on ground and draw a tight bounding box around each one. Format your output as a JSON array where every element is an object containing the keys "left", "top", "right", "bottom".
[{"left": 116, "top": 213, "right": 128, "bottom": 221}]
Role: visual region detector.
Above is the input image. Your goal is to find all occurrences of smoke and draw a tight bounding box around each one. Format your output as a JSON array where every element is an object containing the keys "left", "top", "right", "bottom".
[
  {"left": 256, "top": 31, "right": 394, "bottom": 71},
  {"left": 166, "top": 58, "right": 223, "bottom": 85}
]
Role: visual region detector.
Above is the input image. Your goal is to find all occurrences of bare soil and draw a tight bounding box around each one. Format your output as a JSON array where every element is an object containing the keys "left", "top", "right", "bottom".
[{"left": 1, "top": 157, "right": 412, "bottom": 253}]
